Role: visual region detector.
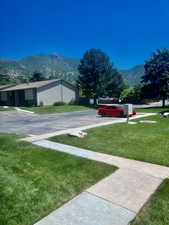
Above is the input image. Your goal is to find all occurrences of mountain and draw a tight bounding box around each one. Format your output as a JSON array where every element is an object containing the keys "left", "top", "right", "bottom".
[
  {"left": 0, "top": 58, "right": 27, "bottom": 77},
  {"left": 0, "top": 54, "right": 144, "bottom": 86},
  {"left": 119, "top": 65, "right": 145, "bottom": 86},
  {"left": 0, "top": 54, "right": 80, "bottom": 83}
]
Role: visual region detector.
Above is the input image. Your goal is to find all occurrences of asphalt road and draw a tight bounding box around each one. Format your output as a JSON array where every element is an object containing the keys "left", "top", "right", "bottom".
[
  {"left": 1, "top": 101, "right": 166, "bottom": 136},
  {"left": 0, "top": 110, "right": 119, "bottom": 135}
]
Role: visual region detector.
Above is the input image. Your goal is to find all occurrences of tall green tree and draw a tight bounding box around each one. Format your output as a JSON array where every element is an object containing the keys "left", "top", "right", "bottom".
[
  {"left": 30, "top": 72, "right": 46, "bottom": 82},
  {"left": 78, "top": 48, "right": 124, "bottom": 104},
  {"left": 142, "top": 49, "right": 169, "bottom": 107}
]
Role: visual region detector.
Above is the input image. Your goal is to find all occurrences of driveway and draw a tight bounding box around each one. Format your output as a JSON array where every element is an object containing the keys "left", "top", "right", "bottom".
[{"left": 0, "top": 110, "right": 121, "bottom": 135}]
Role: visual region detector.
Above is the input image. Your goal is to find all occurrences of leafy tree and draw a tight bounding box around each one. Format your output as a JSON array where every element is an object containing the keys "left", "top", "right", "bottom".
[
  {"left": 120, "top": 87, "right": 135, "bottom": 103},
  {"left": 78, "top": 48, "right": 124, "bottom": 104},
  {"left": 0, "top": 76, "right": 10, "bottom": 85},
  {"left": 0, "top": 76, "right": 29, "bottom": 85},
  {"left": 48, "top": 75, "right": 58, "bottom": 80},
  {"left": 30, "top": 72, "right": 46, "bottom": 82},
  {"left": 142, "top": 49, "right": 169, "bottom": 107},
  {"left": 120, "top": 83, "right": 144, "bottom": 104}
]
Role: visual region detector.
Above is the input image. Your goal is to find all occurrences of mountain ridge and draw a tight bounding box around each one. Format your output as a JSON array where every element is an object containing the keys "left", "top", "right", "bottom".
[
  {"left": 119, "top": 64, "right": 144, "bottom": 86},
  {"left": 0, "top": 54, "right": 144, "bottom": 86}
]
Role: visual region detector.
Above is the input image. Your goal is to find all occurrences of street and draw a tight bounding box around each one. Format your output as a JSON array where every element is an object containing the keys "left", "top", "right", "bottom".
[{"left": 0, "top": 110, "right": 119, "bottom": 135}]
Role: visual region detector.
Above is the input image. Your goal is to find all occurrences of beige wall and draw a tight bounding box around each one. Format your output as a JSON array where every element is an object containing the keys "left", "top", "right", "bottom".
[
  {"left": 37, "top": 81, "right": 76, "bottom": 106},
  {"left": 61, "top": 82, "right": 76, "bottom": 103}
]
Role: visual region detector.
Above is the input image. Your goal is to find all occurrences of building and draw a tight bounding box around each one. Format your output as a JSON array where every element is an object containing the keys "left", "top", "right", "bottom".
[
  {"left": 0, "top": 79, "right": 77, "bottom": 106},
  {"left": 0, "top": 84, "right": 15, "bottom": 91}
]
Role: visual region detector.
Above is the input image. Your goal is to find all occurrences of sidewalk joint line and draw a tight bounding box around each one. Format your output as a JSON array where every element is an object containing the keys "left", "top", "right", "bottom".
[{"left": 85, "top": 191, "right": 137, "bottom": 214}]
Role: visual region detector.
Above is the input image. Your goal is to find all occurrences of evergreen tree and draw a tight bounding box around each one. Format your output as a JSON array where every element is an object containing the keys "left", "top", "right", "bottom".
[
  {"left": 78, "top": 49, "right": 124, "bottom": 104},
  {"left": 30, "top": 72, "right": 46, "bottom": 82}
]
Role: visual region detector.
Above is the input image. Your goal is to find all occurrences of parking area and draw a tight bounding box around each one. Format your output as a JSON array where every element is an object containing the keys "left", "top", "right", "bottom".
[{"left": 0, "top": 110, "right": 121, "bottom": 135}]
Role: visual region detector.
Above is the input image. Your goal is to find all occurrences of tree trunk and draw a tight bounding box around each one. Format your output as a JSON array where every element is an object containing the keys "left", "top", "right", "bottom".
[
  {"left": 162, "top": 93, "right": 166, "bottom": 108},
  {"left": 93, "top": 95, "right": 97, "bottom": 105}
]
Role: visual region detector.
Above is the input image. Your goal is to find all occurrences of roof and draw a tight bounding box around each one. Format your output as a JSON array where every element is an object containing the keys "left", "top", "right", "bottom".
[
  {"left": 0, "top": 84, "right": 15, "bottom": 90},
  {"left": 0, "top": 79, "right": 60, "bottom": 92}
]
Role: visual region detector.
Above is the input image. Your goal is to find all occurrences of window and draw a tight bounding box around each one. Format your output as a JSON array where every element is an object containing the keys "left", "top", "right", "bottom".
[
  {"left": 106, "top": 106, "right": 116, "bottom": 109},
  {"left": 116, "top": 106, "right": 124, "bottom": 109},
  {"left": 24, "top": 89, "right": 33, "bottom": 100},
  {"left": 1, "top": 92, "right": 7, "bottom": 101},
  {"left": 111, "top": 106, "right": 117, "bottom": 109}
]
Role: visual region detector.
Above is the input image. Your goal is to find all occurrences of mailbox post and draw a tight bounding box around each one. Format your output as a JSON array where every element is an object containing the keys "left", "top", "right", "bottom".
[{"left": 124, "top": 104, "right": 133, "bottom": 123}]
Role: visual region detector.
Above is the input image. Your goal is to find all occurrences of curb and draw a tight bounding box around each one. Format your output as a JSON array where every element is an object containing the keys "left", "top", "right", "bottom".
[{"left": 15, "top": 107, "right": 35, "bottom": 114}]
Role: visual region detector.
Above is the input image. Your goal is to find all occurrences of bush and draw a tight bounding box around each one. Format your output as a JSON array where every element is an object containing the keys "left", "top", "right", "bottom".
[
  {"left": 53, "top": 101, "right": 65, "bottom": 106},
  {"left": 77, "top": 97, "right": 90, "bottom": 105},
  {"left": 39, "top": 101, "right": 44, "bottom": 107},
  {"left": 120, "top": 84, "right": 145, "bottom": 104},
  {"left": 68, "top": 100, "right": 78, "bottom": 105}
]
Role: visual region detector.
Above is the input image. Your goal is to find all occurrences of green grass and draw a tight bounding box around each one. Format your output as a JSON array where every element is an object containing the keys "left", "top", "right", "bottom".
[
  {"left": 50, "top": 115, "right": 169, "bottom": 167},
  {"left": 0, "top": 134, "right": 116, "bottom": 225},
  {"left": 22, "top": 104, "right": 93, "bottom": 114},
  {"left": 132, "top": 179, "right": 169, "bottom": 225},
  {"left": 0, "top": 106, "right": 14, "bottom": 111},
  {"left": 136, "top": 106, "right": 169, "bottom": 113}
]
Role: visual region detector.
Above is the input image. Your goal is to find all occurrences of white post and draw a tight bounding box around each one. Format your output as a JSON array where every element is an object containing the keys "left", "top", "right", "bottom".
[{"left": 124, "top": 104, "right": 133, "bottom": 123}]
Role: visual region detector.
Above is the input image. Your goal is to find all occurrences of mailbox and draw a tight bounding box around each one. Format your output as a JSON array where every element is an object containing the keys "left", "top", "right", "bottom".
[{"left": 124, "top": 104, "right": 133, "bottom": 116}]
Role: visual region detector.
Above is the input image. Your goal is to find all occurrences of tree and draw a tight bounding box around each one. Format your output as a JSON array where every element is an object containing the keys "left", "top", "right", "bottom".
[
  {"left": 48, "top": 75, "right": 58, "bottom": 80},
  {"left": 30, "top": 72, "right": 46, "bottom": 82},
  {"left": 142, "top": 49, "right": 169, "bottom": 107},
  {"left": 0, "top": 75, "right": 29, "bottom": 85},
  {"left": 0, "top": 76, "right": 10, "bottom": 85},
  {"left": 120, "top": 83, "right": 144, "bottom": 104},
  {"left": 78, "top": 48, "right": 124, "bottom": 104},
  {"left": 120, "top": 87, "right": 135, "bottom": 103}
]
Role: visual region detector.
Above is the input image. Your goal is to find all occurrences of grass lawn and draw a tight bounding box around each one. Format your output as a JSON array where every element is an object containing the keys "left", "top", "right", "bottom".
[
  {"left": 132, "top": 179, "right": 169, "bottom": 225},
  {"left": 0, "top": 134, "right": 116, "bottom": 225},
  {"left": 22, "top": 104, "right": 93, "bottom": 114},
  {"left": 50, "top": 115, "right": 169, "bottom": 167},
  {"left": 136, "top": 106, "right": 169, "bottom": 113},
  {"left": 0, "top": 106, "right": 15, "bottom": 111}
]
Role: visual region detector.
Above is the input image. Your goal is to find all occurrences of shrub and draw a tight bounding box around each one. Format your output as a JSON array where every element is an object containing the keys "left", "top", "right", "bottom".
[
  {"left": 53, "top": 101, "right": 65, "bottom": 106},
  {"left": 68, "top": 100, "right": 76, "bottom": 105},
  {"left": 77, "top": 97, "right": 90, "bottom": 105},
  {"left": 39, "top": 101, "right": 44, "bottom": 107}
]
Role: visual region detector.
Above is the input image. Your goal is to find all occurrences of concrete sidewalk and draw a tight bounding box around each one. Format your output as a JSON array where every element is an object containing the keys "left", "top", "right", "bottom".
[
  {"left": 33, "top": 140, "right": 169, "bottom": 225},
  {"left": 28, "top": 112, "right": 163, "bottom": 225},
  {"left": 34, "top": 140, "right": 169, "bottom": 179},
  {"left": 35, "top": 192, "right": 136, "bottom": 225}
]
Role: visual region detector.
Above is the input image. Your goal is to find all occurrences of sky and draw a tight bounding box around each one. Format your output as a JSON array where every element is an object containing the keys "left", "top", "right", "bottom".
[{"left": 0, "top": 0, "right": 169, "bottom": 69}]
